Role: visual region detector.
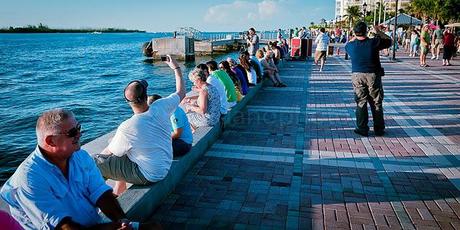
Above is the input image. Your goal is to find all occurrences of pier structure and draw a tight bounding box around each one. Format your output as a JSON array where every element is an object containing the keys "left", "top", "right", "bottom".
[{"left": 151, "top": 27, "right": 280, "bottom": 60}]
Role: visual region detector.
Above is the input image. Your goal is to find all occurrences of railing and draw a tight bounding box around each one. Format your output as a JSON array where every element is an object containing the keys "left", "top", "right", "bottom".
[{"left": 176, "top": 28, "right": 290, "bottom": 42}]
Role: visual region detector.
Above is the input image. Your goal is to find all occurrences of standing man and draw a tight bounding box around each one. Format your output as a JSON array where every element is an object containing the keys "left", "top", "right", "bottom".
[
  {"left": 95, "top": 55, "right": 186, "bottom": 195},
  {"left": 247, "top": 27, "right": 259, "bottom": 57},
  {"left": 431, "top": 26, "right": 443, "bottom": 60},
  {"left": 0, "top": 109, "right": 155, "bottom": 229},
  {"left": 314, "top": 28, "right": 330, "bottom": 72},
  {"left": 277, "top": 28, "right": 283, "bottom": 42},
  {"left": 420, "top": 25, "right": 431, "bottom": 67},
  {"left": 345, "top": 22, "right": 391, "bottom": 137}
]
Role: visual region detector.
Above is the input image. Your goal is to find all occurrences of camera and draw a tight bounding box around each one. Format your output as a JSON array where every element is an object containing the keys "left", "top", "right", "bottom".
[{"left": 160, "top": 56, "right": 168, "bottom": 61}]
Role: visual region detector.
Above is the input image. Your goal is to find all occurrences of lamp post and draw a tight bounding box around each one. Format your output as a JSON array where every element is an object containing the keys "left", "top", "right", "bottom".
[
  {"left": 378, "top": 0, "right": 382, "bottom": 24},
  {"left": 362, "top": 2, "right": 368, "bottom": 20},
  {"left": 373, "top": 3, "right": 377, "bottom": 25},
  {"left": 391, "top": 0, "right": 399, "bottom": 61}
]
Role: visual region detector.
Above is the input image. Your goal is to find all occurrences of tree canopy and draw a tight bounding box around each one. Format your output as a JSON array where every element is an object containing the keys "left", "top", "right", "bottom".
[{"left": 406, "top": 0, "right": 460, "bottom": 23}]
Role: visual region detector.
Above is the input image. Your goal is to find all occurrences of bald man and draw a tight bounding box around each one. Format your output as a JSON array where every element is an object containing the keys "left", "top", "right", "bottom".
[{"left": 95, "top": 55, "right": 186, "bottom": 195}]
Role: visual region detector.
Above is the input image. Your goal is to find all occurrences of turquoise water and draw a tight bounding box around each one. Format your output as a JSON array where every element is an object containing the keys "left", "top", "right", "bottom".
[{"left": 0, "top": 33, "right": 238, "bottom": 182}]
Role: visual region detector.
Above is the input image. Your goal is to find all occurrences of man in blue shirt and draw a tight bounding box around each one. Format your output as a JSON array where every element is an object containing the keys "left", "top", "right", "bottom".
[
  {"left": 148, "top": 95, "right": 193, "bottom": 157},
  {"left": 0, "top": 108, "right": 157, "bottom": 229},
  {"left": 345, "top": 22, "right": 391, "bottom": 137}
]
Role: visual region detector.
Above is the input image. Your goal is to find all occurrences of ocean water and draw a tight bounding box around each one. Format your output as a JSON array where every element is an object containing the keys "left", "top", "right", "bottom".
[{"left": 0, "top": 33, "right": 239, "bottom": 183}]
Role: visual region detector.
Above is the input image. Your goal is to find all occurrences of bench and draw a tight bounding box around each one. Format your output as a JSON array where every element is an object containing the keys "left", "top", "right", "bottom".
[{"left": 81, "top": 80, "right": 266, "bottom": 221}]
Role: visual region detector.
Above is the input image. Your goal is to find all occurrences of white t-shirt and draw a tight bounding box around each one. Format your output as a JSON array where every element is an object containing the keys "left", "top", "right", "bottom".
[
  {"left": 315, "top": 32, "right": 330, "bottom": 51},
  {"left": 206, "top": 74, "right": 228, "bottom": 114},
  {"left": 246, "top": 68, "right": 257, "bottom": 85},
  {"left": 107, "top": 93, "right": 180, "bottom": 182}
]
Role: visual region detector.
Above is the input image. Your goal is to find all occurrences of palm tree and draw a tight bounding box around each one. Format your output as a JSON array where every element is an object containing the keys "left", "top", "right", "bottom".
[
  {"left": 411, "top": 0, "right": 431, "bottom": 22},
  {"left": 344, "top": 5, "right": 362, "bottom": 28}
]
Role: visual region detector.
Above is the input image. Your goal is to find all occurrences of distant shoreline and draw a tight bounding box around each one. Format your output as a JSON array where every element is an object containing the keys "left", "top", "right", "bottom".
[{"left": 0, "top": 25, "right": 146, "bottom": 33}]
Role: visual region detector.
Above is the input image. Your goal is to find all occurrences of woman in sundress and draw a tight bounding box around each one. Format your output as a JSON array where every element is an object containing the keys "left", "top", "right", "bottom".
[{"left": 184, "top": 68, "right": 221, "bottom": 131}]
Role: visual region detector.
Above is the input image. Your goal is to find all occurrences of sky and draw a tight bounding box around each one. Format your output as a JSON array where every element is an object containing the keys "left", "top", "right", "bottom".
[{"left": 0, "top": 0, "right": 335, "bottom": 32}]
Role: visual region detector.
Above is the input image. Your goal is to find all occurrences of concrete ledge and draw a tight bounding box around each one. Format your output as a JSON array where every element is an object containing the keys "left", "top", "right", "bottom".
[{"left": 81, "top": 80, "right": 266, "bottom": 221}]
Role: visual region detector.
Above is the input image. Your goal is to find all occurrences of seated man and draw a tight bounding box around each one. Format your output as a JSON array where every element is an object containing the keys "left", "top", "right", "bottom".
[
  {"left": 95, "top": 55, "right": 186, "bottom": 195},
  {"left": 206, "top": 60, "right": 238, "bottom": 108},
  {"left": 259, "top": 50, "right": 286, "bottom": 87},
  {"left": 0, "top": 109, "right": 155, "bottom": 229},
  {"left": 148, "top": 94, "right": 193, "bottom": 157}
]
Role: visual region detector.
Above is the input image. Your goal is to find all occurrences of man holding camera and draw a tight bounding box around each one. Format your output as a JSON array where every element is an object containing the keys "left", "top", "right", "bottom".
[
  {"left": 246, "top": 27, "right": 259, "bottom": 57},
  {"left": 345, "top": 22, "right": 391, "bottom": 137}
]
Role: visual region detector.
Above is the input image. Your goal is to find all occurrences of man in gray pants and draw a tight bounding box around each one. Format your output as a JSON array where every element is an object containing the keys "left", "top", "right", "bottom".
[{"left": 345, "top": 22, "right": 391, "bottom": 137}]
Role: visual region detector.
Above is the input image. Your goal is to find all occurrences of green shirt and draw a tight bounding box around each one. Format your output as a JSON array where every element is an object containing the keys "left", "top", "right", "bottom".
[
  {"left": 212, "top": 70, "right": 237, "bottom": 103},
  {"left": 421, "top": 31, "right": 431, "bottom": 46},
  {"left": 434, "top": 29, "right": 442, "bottom": 39}
]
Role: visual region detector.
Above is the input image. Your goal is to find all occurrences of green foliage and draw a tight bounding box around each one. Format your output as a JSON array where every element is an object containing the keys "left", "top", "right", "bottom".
[
  {"left": 344, "top": 5, "right": 363, "bottom": 27},
  {"left": 406, "top": 0, "right": 460, "bottom": 23},
  {"left": 0, "top": 24, "right": 145, "bottom": 33}
]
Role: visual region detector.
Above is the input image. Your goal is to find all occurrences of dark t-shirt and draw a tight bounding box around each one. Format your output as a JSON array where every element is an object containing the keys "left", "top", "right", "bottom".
[{"left": 345, "top": 36, "right": 391, "bottom": 73}]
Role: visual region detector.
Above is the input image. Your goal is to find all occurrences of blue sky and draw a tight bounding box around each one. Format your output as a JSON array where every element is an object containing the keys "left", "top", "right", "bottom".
[{"left": 0, "top": 0, "right": 335, "bottom": 32}]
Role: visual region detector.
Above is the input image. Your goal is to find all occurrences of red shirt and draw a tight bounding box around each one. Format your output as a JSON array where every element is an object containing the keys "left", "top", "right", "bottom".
[{"left": 443, "top": 32, "right": 455, "bottom": 46}]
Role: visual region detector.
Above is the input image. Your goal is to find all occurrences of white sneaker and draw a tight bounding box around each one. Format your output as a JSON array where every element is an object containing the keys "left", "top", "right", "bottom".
[
  {"left": 436, "top": 56, "right": 439, "bottom": 60},
  {"left": 431, "top": 56, "right": 436, "bottom": 60}
]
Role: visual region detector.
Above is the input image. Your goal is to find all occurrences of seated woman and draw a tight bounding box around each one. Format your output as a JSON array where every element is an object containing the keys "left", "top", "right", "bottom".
[
  {"left": 227, "top": 58, "right": 249, "bottom": 95},
  {"left": 184, "top": 68, "right": 221, "bottom": 132},
  {"left": 219, "top": 60, "right": 243, "bottom": 102},
  {"left": 238, "top": 52, "right": 257, "bottom": 86}
]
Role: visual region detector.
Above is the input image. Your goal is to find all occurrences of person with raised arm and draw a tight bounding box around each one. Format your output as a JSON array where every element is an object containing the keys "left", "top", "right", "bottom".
[
  {"left": 345, "top": 22, "right": 391, "bottom": 137},
  {"left": 95, "top": 55, "right": 186, "bottom": 195}
]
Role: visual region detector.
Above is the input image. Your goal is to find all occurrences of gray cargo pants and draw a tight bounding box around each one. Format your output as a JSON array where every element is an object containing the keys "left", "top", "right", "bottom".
[{"left": 351, "top": 72, "right": 385, "bottom": 133}]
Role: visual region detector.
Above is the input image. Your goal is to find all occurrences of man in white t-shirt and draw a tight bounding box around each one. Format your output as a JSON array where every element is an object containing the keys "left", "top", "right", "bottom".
[
  {"left": 314, "top": 27, "right": 330, "bottom": 72},
  {"left": 95, "top": 55, "right": 186, "bottom": 195}
]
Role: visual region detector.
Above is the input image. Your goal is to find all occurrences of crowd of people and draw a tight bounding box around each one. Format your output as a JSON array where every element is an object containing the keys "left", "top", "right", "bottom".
[
  {"left": 400, "top": 25, "right": 457, "bottom": 67},
  {"left": 0, "top": 27, "right": 289, "bottom": 230}
]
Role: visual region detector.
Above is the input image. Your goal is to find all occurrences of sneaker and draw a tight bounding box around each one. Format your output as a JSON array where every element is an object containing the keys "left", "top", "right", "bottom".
[
  {"left": 431, "top": 56, "right": 436, "bottom": 60},
  {"left": 375, "top": 130, "right": 385, "bottom": 136},
  {"left": 436, "top": 56, "right": 439, "bottom": 60},
  {"left": 279, "top": 83, "right": 287, "bottom": 87},
  {"left": 354, "top": 129, "right": 368, "bottom": 137}
]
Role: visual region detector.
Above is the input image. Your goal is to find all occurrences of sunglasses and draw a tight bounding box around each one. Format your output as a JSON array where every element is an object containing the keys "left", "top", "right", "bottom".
[{"left": 58, "top": 123, "right": 81, "bottom": 138}]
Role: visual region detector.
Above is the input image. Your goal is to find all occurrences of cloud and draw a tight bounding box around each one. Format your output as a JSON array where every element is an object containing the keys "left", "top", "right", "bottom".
[{"left": 204, "top": 0, "right": 281, "bottom": 26}]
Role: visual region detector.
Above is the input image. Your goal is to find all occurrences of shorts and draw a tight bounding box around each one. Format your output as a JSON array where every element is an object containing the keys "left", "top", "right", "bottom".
[
  {"left": 433, "top": 39, "right": 443, "bottom": 48},
  {"left": 420, "top": 45, "right": 429, "bottom": 55},
  {"left": 94, "top": 154, "right": 152, "bottom": 185},
  {"left": 315, "top": 51, "right": 327, "bottom": 62},
  {"left": 173, "top": 138, "right": 192, "bottom": 158}
]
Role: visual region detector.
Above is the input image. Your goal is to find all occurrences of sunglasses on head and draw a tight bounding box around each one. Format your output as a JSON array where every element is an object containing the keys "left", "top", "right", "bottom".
[{"left": 58, "top": 123, "right": 81, "bottom": 138}]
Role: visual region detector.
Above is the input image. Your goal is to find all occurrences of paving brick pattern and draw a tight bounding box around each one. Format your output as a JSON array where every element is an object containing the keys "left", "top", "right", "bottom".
[{"left": 150, "top": 54, "right": 460, "bottom": 229}]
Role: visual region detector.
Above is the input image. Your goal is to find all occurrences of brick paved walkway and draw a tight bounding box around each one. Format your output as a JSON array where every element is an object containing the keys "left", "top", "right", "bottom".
[{"left": 150, "top": 55, "right": 460, "bottom": 229}]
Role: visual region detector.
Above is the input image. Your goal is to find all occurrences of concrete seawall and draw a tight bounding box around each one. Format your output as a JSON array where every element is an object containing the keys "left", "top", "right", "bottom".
[{"left": 82, "top": 79, "right": 270, "bottom": 221}]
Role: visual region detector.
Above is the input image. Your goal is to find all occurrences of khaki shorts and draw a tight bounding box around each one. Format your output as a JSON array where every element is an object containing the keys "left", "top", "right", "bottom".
[
  {"left": 94, "top": 154, "right": 152, "bottom": 185},
  {"left": 433, "top": 39, "right": 443, "bottom": 49},
  {"left": 315, "top": 51, "right": 327, "bottom": 62}
]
